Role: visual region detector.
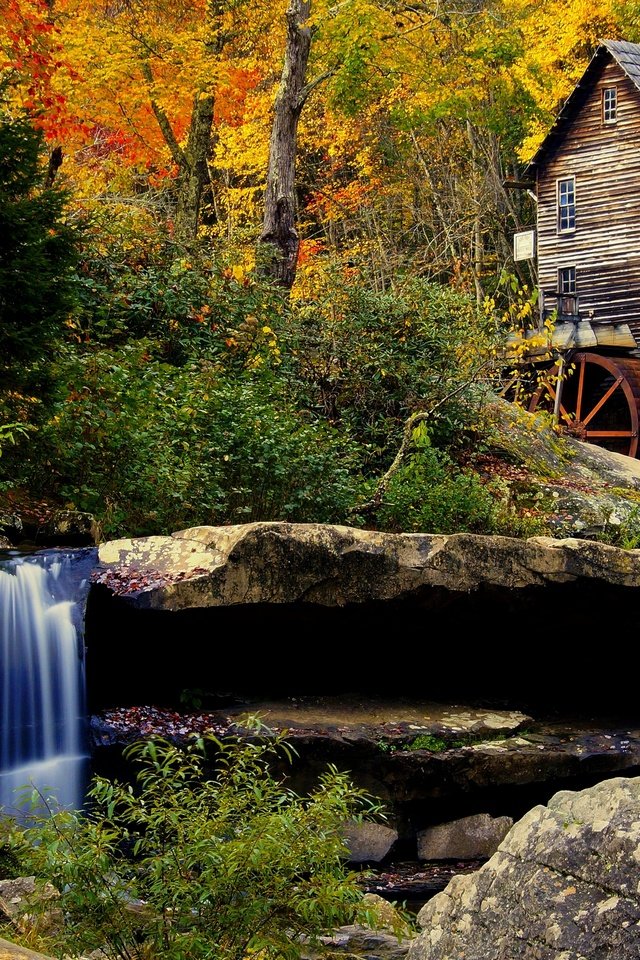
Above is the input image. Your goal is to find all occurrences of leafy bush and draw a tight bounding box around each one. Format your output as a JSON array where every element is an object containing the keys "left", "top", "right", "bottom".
[
  {"left": 281, "top": 271, "right": 497, "bottom": 463},
  {"left": 70, "top": 221, "right": 285, "bottom": 367},
  {"left": 0, "top": 818, "right": 25, "bottom": 880},
  {"left": 0, "top": 102, "right": 81, "bottom": 458},
  {"left": 13, "top": 722, "right": 387, "bottom": 960},
  {"left": 372, "top": 428, "right": 500, "bottom": 534},
  {"left": 26, "top": 344, "right": 363, "bottom": 536}
]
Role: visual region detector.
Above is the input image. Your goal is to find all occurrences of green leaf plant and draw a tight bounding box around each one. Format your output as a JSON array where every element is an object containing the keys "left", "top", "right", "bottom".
[{"left": 9, "top": 716, "right": 389, "bottom": 960}]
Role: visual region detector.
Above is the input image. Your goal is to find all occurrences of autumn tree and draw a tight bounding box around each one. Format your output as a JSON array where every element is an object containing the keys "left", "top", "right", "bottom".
[
  {"left": 278, "top": 0, "right": 540, "bottom": 297},
  {"left": 137, "top": 0, "right": 225, "bottom": 241},
  {"left": 509, "top": 0, "right": 620, "bottom": 160},
  {"left": 17, "top": 0, "right": 282, "bottom": 243}
]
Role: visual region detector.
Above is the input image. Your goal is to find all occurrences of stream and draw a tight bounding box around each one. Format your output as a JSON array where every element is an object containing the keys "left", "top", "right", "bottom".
[{"left": 0, "top": 548, "right": 96, "bottom": 818}]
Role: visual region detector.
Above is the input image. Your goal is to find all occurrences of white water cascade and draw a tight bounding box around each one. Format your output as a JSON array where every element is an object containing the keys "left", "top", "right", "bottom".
[{"left": 0, "top": 549, "right": 95, "bottom": 818}]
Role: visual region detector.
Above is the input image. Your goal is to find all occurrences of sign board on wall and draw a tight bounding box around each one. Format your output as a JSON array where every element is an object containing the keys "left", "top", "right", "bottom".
[{"left": 514, "top": 230, "right": 536, "bottom": 261}]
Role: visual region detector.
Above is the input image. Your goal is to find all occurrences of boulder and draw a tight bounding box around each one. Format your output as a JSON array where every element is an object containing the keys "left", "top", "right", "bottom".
[
  {"left": 0, "top": 939, "right": 56, "bottom": 960},
  {"left": 0, "top": 877, "right": 61, "bottom": 937},
  {"left": 308, "top": 926, "right": 411, "bottom": 960},
  {"left": 0, "top": 497, "right": 98, "bottom": 547},
  {"left": 43, "top": 509, "right": 99, "bottom": 545},
  {"left": 88, "top": 522, "right": 640, "bottom": 711},
  {"left": 302, "top": 894, "right": 414, "bottom": 960},
  {"left": 0, "top": 513, "right": 22, "bottom": 544},
  {"left": 343, "top": 822, "right": 399, "bottom": 864},
  {"left": 408, "top": 776, "right": 640, "bottom": 960},
  {"left": 96, "top": 521, "right": 640, "bottom": 611},
  {"left": 416, "top": 813, "right": 513, "bottom": 861}
]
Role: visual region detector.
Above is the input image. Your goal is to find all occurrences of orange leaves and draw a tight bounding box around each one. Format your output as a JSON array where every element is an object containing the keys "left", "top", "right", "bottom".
[
  {"left": 307, "top": 181, "right": 373, "bottom": 218},
  {"left": 215, "top": 66, "right": 263, "bottom": 127},
  {"left": 190, "top": 304, "right": 211, "bottom": 324},
  {"left": 147, "top": 164, "right": 177, "bottom": 188},
  {"left": 15, "top": 0, "right": 284, "bottom": 212},
  {"left": 297, "top": 238, "right": 325, "bottom": 265}
]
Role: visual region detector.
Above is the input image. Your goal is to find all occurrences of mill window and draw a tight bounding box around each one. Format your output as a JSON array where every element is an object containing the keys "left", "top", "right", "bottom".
[
  {"left": 558, "top": 266, "right": 578, "bottom": 316},
  {"left": 557, "top": 177, "right": 576, "bottom": 232},
  {"left": 559, "top": 266, "right": 576, "bottom": 294},
  {"left": 603, "top": 86, "right": 617, "bottom": 123}
]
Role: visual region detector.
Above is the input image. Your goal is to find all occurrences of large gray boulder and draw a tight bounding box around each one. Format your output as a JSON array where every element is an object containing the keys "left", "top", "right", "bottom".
[
  {"left": 0, "top": 939, "right": 56, "bottom": 960},
  {"left": 89, "top": 522, "right": 640, "bottom": 712},
  {"left": 417, "top": 813, "right": 513, "bottom": 862},
  {"left": 483, "top": 398, "right": 640, "bottom": 539},
  {"left": 343, "top": 822, "right": 399, "bottom": 864},
  {"left": 96, "top": 521, "right": 640, "bottom": 611},
  {"left": 408, "top": 776, "right": 640, "bottom": 959},
  {"left": 0, "top": 878, "right": 61, "bottom": 938}
]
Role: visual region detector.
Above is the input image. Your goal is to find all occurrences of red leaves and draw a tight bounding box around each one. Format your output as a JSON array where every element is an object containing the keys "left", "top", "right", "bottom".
[
  {"left": 94, "top": 705, "right": 230, "bottom": 743},
  {"left": 2, "top": 0, "right": 84, "bottom": 141},
  {"left": 91, "top": 564, "right": 211, "bottom": 595}
]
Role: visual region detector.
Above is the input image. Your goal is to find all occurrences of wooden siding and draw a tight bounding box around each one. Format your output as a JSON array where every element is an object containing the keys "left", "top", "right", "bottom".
[{"left": 536, "top": 58, "right": 640, "bottom": 345}]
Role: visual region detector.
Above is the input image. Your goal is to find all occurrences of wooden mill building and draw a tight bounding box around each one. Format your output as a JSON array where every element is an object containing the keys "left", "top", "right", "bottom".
[
  {"left": 512, "top": 39, "right": 640, "bottom": 458},
  {"left": 526, "top": 39, "right": 640, "bottom": 341}
]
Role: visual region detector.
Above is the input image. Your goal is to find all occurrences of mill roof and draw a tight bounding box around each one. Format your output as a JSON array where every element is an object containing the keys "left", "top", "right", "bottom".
[{"left": 524, "top": 39, "right": 640, "bottom": 175}]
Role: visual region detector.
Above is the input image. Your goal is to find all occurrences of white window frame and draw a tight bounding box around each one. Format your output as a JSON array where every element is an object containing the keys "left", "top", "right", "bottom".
[
  {"left": 557, "top": 176, "right": 576, "bottom": 233},
  {"left": 602, "top": 85, "right": 618, "bottom": 123},
  {"left": 558, "top": 266, "right": 576, "bottom": 294}
]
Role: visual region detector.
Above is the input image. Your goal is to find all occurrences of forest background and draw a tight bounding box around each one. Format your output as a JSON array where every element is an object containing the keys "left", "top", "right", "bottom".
[{"left": 2, "top": 0, "right": 639, "bottom": 540}]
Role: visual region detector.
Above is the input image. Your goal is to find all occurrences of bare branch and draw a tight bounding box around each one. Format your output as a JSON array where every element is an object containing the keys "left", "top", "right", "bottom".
[
  {"left": 298, "top": 68, "right": 336, "bottom": 107},
  {"left": 139, "top": 58, "right": 186, "bottom": 169}
]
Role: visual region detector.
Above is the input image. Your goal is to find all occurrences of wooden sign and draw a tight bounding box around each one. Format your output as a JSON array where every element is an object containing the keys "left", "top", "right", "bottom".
[{"left": 514, "top": 230, "right": 536, "bottom": 261}]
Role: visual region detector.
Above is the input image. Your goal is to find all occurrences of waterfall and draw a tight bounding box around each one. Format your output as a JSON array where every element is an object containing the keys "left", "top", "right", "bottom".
[{"left": 0, "top": 548, "right": 96, "bottom": 819}]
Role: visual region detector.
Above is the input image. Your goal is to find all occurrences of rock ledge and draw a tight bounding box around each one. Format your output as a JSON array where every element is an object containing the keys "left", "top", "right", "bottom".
[{"left": 96, "top": 521, "right": 640, "bottom": 610}]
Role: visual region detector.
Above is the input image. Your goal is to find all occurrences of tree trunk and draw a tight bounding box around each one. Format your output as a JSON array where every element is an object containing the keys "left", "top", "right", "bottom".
[
  {"left": 141, "top": 0, "right": 225, "bottom": 243},
  {"left": 466, "top": 119, "right": 485, "bottom": 307},
  {"left": 173, "top": 93, "right": 215, "bottom": 242},
  {"left": 257, "top": 0, "right": 312, "bottom": 289},
  {"left": 45, "top": 145, "right": 63, "bottom": 187}
]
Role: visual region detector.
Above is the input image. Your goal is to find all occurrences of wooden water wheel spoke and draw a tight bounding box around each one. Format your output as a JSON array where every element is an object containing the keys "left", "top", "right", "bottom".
[
  {"left": 584, "top": 429, "right": 637, "bottom": 438},
  {"left": 575, "top": 355, "right": 586, "bottom": 421},
  {"left": 542, "top": 380, "right": 571, "bottom": 421},
  {"left": 581, "top": 376, "right": 624, "bottom": 427},
  {"left": 528, "top": 352, "right": 640, "bottom": 459}
]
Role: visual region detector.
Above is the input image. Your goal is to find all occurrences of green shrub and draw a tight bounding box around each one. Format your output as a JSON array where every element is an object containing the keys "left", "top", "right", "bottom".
[
  {"left": 23, "top": 343, "right": 363, "bottom": 536},
  {"left": 407, "top": 735, "right": 450, "bottom": 752},
  {"left": 0, "top": 106, "right": 80, "bottom": 383},
  {"left": 0, "top": 818, "right": 26, "bottom": 880},
  {"left": 373, "top": 431, "right": 499, "bottom": 534},
  {"left": 281, "top": 273, "right": 496, "bottom": 463},
  {"left": 0, "top": 102, "right": 82, "bottom": 460},
  {"left": 13, "top": 722, "right": 387, "bottom": 960},
  {"left": 70, "top": 221, "right": 285, "bottom": 367}
]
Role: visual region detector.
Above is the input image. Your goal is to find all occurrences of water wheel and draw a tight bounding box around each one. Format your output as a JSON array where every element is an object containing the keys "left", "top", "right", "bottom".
[{"left": 528, "top": 351, "right": 640, "bottom": 458}]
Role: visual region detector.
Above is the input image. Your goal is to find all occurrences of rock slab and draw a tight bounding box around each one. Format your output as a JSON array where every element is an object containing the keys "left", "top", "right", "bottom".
[
  {"left": 96, "top": 521, "right": 640, "bottom": 610},
  {"left": 343, "top": 822, "right": 399, "bottom": 863},
  {"left": 0, "top": 940, "right": 55, "bottom": 960},
  {"left": 417, "top": 813, "right": 513, "bottom": 861},
  {"left": 408, "top": 776, "right": 640, "bottom": 959}
]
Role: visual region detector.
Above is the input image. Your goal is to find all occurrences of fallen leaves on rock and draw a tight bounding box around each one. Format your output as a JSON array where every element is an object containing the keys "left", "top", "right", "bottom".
[
  {"left": 0, "top": 488, "right": 64, "bottom": 527},
  {"left": 362, "top": 860, "right": 484, "bottom": 900},
  {"left": 91, "top": 705, "right": 232, "bottom": 744},
  {"left": 91, "top": 565, "right": 211, "bottom": 595}
]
